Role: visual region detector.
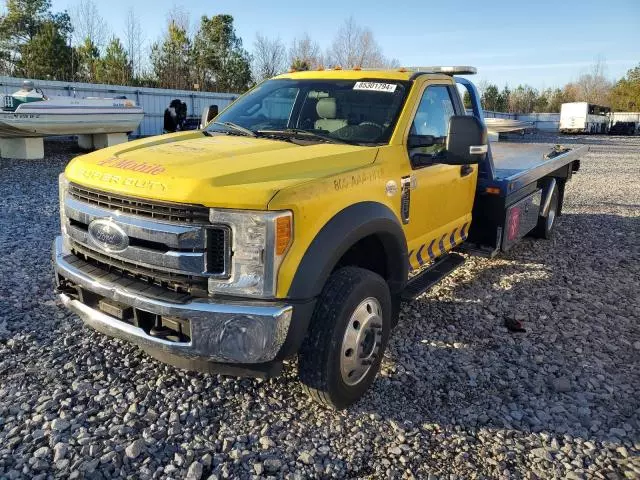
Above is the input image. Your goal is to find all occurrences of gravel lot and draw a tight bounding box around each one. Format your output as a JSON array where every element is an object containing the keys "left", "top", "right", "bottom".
[{"left": 1, "top": 135, "right": 638, "bottom": 479}]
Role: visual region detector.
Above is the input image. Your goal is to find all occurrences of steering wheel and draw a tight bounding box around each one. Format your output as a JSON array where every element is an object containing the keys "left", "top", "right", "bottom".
[{"left": 358, "top": 121, "right": 383, "bottom": 132}]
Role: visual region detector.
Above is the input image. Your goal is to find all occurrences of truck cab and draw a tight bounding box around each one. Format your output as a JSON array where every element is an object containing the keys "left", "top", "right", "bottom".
[{"left": 53, "top": 67, "right": 585, "bottom": 409}]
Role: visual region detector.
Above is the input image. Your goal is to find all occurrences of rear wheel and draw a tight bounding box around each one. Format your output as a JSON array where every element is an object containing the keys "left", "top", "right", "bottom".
[
  {"left": 532, "top": 186, "right": 559, "bottom": 239},
  {"left": 298, "top": 267, "right": 391, "bottom": 410}
]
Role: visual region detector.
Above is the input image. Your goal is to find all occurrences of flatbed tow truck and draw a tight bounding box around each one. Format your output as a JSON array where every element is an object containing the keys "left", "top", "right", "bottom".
[{"left": 53, "top": 66, "right": 587, "bottom": 409}]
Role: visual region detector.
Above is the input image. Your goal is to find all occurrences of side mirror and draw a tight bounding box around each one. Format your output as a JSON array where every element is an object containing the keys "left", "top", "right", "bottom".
[
  {"left": 200, "top": 104, "right": 219, "bottom": 128},
  {"left": 443, "top": 115, "right": 488, "bottom": 165}
]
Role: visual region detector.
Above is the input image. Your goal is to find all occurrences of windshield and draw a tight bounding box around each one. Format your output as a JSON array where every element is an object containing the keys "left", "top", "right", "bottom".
[{"left": 206, "top": 78, "right": 410, "bottom": 145}]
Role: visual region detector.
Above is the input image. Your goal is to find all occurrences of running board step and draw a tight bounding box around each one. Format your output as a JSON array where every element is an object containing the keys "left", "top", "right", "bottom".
[{"left": 401, "top": 253, "right": 465, "bottom": 301}]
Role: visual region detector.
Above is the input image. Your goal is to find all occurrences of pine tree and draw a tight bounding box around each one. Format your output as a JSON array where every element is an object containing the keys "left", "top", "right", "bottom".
[
  {"left": 0, "top": 0, "right": 72, "bottom": 76},
  {"left": 192, "top": 15, "right": 252, "bottom": 92},
  {"left": 96, "top": 37, "right": 130, "bottom": 85},
  {"left": 481, "top": 84, "right": 500, "bottom": 112},
  {"left": 17, "top": 21, "right": 73, "bottom": 80},
  {"left": 610, "top": 64, "right": 640, "bottom": 112},
  {"left": 150, "top": 21, "right": 192, "bottom": 90},
  {"left": 74, "top": 37, "right": 99, "bottom": 82}
]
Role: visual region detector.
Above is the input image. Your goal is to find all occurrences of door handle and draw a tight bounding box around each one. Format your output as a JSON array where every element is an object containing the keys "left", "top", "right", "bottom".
[{"left": 460, "top": 165, "right": 473, "bottom": 177}]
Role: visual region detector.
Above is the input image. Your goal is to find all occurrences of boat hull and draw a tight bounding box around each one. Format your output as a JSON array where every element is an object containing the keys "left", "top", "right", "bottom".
[
  {"left": 0, "top": 111, "right": 144, "bottom": 138},
  {"left": 484, "top": 118, "right": 532, "bottom": 133}
]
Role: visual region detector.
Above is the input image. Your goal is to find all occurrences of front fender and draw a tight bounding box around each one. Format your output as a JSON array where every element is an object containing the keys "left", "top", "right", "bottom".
[{"left": 287, "top": 201, "right": 408, "bottom": 300}]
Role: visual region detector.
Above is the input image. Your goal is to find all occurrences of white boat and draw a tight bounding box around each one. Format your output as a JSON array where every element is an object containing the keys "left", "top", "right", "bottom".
[
  {"left": 0, "top": 81, "right": 144, "bottom": 137},
  {"left": 484, "top": 118, "right": 533, "bottom": 133}
]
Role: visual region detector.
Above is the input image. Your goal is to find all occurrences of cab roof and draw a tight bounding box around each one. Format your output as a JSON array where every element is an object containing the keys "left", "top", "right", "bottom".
[
  {"left": 275, "top": 69, "right": 417, "bottom": 81},
  {"left": 274, "top": 66, "right": 476, "bottom": 82}
]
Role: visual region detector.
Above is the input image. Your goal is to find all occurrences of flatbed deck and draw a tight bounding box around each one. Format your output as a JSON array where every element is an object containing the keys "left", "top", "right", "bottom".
[{"left": 488, "top": 142, "right": 587, "bottom": 193}]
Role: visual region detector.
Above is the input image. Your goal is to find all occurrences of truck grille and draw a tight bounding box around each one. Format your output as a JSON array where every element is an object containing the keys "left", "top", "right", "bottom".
[
  {"left": 71, "top": 243, "right": 207, "bottom": 297},
  {"left": 63, "top": 185, "right": 231, "bottom": 297},
  {"left": 68, "top": 183, "right": 210, "bottom": 223}
]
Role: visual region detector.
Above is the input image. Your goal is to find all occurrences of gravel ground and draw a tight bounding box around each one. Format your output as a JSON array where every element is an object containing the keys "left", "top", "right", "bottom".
[{"left": 0, "top": 136, "right": 639, "bottom": 479}]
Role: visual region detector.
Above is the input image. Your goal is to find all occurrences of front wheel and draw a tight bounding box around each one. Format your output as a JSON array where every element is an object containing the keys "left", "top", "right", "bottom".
[{"left": 298, "top": 267, "right": 391, "bottom": 409}]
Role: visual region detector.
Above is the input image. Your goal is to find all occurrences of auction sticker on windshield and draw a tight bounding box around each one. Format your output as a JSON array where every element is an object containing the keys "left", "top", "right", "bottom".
[{"left": 353, "top": 82, "right": 397, "bottom": 93}]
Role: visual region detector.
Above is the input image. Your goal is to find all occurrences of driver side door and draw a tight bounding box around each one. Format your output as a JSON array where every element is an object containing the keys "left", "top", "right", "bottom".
[{"left": 402, "top": 81, "right": 477, "bottom": 270}]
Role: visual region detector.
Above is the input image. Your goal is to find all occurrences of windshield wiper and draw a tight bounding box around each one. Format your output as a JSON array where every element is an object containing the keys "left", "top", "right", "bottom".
[
  {"left": 256, "top": 128, "right": 353, "bottom": 145},
  {"left": 209, "top": 121, "right": 257, "bottom": 138}
]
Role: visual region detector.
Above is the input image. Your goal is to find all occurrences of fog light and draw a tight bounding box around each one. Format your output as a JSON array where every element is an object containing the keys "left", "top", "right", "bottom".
[{"left": 218, "top": 316, "right": 271, "bottom": 363}]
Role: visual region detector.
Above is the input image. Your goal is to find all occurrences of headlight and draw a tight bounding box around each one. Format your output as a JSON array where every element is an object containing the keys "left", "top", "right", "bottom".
[
  {"left": 58, "top": 173, "right": 71, "bottom": 250},
  {"left": 208, "top": 209, "right": 292, "bottom": 298}
]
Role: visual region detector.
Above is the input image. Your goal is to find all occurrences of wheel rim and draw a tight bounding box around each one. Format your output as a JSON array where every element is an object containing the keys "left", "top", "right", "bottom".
[
  {"left": 547, "top": 207, "right": 556, "bottom": 231},
  {"left": 340, "top": 297, "right": 384, "bottom": 386}
]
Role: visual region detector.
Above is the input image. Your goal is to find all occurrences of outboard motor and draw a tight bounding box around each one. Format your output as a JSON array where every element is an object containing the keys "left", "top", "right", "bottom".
[{"left": 164, "top": 107, "right": 178, "bottom": 133}]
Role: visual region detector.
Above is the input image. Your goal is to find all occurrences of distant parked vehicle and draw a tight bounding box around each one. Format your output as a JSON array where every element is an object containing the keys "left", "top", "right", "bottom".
[
  {"left": 609, "top": 121, "right": 637, "bottom": 136},
  {"left": 559, "top": 102, "right": 611, "bottom": 134}
]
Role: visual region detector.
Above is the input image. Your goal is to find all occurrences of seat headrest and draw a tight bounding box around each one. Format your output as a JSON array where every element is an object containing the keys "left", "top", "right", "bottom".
[{"left": 316, "top": 98, "right": 337, "bottom": 119}]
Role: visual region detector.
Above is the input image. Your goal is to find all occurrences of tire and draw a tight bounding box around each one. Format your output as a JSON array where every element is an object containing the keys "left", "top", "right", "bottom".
[
  {"left": 532, "top": 186, "right": 559, "bottom": 239},
  {"left": 298, "top": 267, "right": 392, "bottom": 410}
]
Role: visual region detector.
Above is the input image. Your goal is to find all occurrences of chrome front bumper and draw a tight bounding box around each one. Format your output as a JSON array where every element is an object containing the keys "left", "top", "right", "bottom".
[{"left": 52, "top": 236, "right": 293, "bottom": 364}]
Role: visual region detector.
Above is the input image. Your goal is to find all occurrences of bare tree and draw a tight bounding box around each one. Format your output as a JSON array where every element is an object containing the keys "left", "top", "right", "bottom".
[
  {"left": 572, "top": 58, "right": 612, "bottom": 105},
  {"left": 476, "top": 79, "right": 489, "bottom": 100},
  {"left": 71, "top": 0, "right": 109, "bottom": 50},
  {"left": 253, "top": 33, "right": 286, "bottom": 82},
  {"left": 289, "top": 33, "right": 322, "bottom": 69},
  {"left": 507, "top": 85, "right": 538, "bottom": 113},
  {"left": 124, "top": 8, "right": 144, "bottom": 79},
  {"left": 327, "top": 17, "right": 396, "bottom": 68},
  {"left": 167, "top": 5, "right": 191, "bottom": 36}
]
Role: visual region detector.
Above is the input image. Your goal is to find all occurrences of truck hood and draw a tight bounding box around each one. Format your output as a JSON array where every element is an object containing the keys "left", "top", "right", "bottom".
[{"left": 65, "top": 132, "right": 378, "bottom": 209}]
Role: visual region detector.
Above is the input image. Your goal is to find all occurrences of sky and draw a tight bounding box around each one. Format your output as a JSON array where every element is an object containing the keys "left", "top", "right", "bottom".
[{"left": 49, "top": 0, "right": 639, "bottom": 90}]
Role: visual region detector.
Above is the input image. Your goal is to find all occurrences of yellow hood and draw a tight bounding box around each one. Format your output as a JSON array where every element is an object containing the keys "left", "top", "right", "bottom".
[{"left": 65, "top": 132, "right": 378, "bottom": 209}]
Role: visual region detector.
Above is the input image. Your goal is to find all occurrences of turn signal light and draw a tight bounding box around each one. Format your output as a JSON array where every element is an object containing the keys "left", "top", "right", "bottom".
[{"left": 275, "top": 215, "right": 292, "bottom": 255}]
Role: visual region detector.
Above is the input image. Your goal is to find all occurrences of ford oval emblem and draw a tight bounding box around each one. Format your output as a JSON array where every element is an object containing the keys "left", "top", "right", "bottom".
[{"left": 88, "top": 219, "right": 129, "bottom": 253}]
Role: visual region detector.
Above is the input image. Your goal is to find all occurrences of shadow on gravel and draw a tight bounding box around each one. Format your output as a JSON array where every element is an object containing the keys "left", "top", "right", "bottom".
[{"left": 353, "top": 212, "right": 639, "bottom": 446}]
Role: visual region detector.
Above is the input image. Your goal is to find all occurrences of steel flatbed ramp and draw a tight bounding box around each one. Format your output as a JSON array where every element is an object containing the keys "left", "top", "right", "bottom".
[{"left": 489, "top": 142, "right": 588, "bottom": 192}]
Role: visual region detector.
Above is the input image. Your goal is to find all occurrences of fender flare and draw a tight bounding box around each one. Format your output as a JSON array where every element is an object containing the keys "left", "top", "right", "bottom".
[{"left": 287, "top": 201, "right": 408, "bottom": 301}]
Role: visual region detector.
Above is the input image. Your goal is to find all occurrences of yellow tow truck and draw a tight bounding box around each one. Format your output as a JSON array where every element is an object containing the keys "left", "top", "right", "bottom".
[{"left": 53, "top": 67, "right": 586, "bottom": 409}]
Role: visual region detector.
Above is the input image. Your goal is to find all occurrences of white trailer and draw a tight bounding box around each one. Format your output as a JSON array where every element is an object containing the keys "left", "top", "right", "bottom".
[{"left": 559, "top": 102, "right": 611, "bottom": 134}]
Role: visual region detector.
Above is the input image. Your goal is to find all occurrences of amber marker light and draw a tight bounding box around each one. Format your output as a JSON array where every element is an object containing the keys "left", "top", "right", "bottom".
[{"left": 275, "top": 215, "right": 292, "bottom": 255}]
